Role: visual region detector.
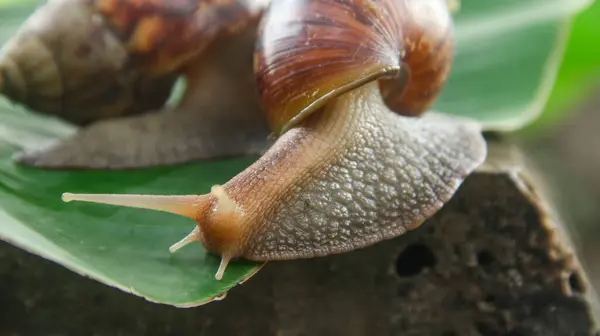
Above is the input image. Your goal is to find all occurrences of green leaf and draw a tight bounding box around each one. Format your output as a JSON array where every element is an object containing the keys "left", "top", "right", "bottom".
[
  {"left": 0, "top": 0, "right": 591, "bottom": 307},
  {"left": 0, "top": 146, "right": 263, "bottom": 307},
  {"left": 523, "top": 0, "right": 600, "bottom": 134},
  {"left": 0, "top": 5, "right": 265, "bottom": 307},
  {"left": 434, "top": 0, "right": 592, "bottom": 131}
]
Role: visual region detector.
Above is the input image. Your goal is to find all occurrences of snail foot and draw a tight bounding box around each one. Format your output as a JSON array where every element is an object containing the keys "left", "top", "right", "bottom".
[
  {"left": 62, "top": 184, "right": 244, "bottom": 281},
  {"left": 12, "top": 107, "right": 271, "bottom": 170},
  {"left": 12, "top": 22, "right": 271, "bottom": 170},
  {"left": 170, "top": 228, "right": 233, "bottom": 281}
]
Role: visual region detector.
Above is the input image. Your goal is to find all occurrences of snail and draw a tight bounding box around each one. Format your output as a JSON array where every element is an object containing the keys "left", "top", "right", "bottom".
[
  {"left": 0, "top": 0, "right": 272, "bottom": 168},
  {"left": 4, "top": 0, "right": 487, "bottom": 280}
]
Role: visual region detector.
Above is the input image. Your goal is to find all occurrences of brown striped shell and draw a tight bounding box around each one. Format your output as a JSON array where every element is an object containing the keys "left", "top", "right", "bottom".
[
  {"left": 254, "top": 0, "right": 454, "bottom": 135},
  {"left": 92, "top": 0, "right": 270, "bottom": 74},
  {"left": 0, "top": 0, "right": 269, "bottom": 125}
]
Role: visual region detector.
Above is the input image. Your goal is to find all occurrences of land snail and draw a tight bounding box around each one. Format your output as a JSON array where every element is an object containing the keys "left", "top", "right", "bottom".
[{"left": 0, "top": 0, "right": 487, "bottom": 280}]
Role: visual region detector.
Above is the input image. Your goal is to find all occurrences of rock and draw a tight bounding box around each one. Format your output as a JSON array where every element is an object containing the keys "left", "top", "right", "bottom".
[{"left": 0, "top": 140, "right": 598, "bottom": 336}]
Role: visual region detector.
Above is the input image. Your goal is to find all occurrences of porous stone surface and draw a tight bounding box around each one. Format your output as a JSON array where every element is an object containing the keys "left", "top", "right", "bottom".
[{"left": 0, "top": 143, "right": 598, "bottom": 336}]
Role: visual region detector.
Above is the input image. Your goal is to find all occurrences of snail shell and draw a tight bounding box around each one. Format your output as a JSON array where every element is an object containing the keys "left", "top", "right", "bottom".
[
  {"left": 0, "top": 0, "right": 268, "bottom": 125},
  {"left": 1, "top": 0, "right": 273, "bottom": 168},
  {"left": 92, "top": 0, "right": 270, "bottom": 75},
  {"left": 0, "top": 0, "right": 175, "bottom": 125},
  {"left": 255, "top": 0, "right": 454, "bottom": 135},
  {"left": 63, "top": 0, "right": 487, "bottom": 281}
]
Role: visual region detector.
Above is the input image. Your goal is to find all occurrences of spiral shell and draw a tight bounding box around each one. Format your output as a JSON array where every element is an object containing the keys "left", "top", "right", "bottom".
[
  {"left": 254, "top": 0, "right": 454, "bottom": 135},
  {"left": 0, "top": 0, "right": 269, "bottom": 125},
  {"left": 93, "top": 0, "right": 270, "bottom": 74}
]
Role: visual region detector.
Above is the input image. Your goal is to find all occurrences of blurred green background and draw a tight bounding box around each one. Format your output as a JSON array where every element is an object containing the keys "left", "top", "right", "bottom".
[
  {"left": 526, "top": 0, "right": 600, "bottom": 132},
  {"left": 517, "top": 0, "right": 600, "bottom": 295}
]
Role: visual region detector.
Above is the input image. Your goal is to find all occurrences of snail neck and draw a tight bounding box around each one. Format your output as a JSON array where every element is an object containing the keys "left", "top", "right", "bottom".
[
  {"left": 223, "top": 81, "right": 380, "bottom": 199},
  {"left": 206, "top": 81, "right": 385, "bottom": 258}
]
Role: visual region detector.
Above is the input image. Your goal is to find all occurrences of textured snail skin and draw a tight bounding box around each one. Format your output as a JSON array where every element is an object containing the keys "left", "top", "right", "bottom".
[
  {"left": 254, "top": 0, "right": 454, "bottom": 135},
  {"left": 197, "top": 82, "right": 485, "bottom": 261},
  {"left": 2, "top": 0, "right": 272, "bottom": 168},
  {"left": 62, "top": 0, "right": 487, "bottom": 280}
]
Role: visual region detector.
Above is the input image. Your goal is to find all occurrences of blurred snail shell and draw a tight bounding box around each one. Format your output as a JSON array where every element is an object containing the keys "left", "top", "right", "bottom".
[
  {"left": 0, "top": 0, "right": 178, "bottom": 125},
  {"left": 1, "top": 0, "right": 272, "bottom": 167},
  {"left": 58, "top": 0, "right": 487, "bottom": 281}
]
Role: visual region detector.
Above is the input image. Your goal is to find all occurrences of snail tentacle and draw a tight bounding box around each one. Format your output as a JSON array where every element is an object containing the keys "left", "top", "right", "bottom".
[
  {"left": 64, "top": 178, "right": 245, "bottom": 280},
  {"left": 215, "top": 258, "right": 231, "bottom": 281},
  {"left": 169, "top": 227, "right": 202, "bottom": 253}
]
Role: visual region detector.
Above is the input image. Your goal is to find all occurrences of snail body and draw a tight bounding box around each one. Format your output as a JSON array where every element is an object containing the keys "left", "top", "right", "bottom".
[
  {"left": 1, "top": 0, "right": 272, "bottom": 168},
  {"left": 60, "top": 0, "right": 487, "bottom": 280}
]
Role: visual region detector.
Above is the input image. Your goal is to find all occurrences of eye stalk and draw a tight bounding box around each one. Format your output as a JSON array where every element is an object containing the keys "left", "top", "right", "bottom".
[
  {"left": 61, "top": 0, "right": 486, "bottom": 281},
  {"left": 63, "top": 185, "right": 244, "bottom": 280}
]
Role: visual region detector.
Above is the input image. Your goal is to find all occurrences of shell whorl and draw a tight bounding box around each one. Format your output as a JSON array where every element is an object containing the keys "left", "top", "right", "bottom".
[
  {"left": 91, "top": 0, "right": 271, "bottom": 74},
  {"left": 0, "top": 0, "right": 176, "bottom": 125},
  {"left": 254, "top": 0, "right": 454, "bottom": 135},
  {"left": 0, "top": 0, "right": 271, "bottom": 125}
]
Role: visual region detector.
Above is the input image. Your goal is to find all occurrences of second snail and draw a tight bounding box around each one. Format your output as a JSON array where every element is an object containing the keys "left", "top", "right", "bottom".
[{"left": 0, "top": 0, "right": 487, "bottom": 279}]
